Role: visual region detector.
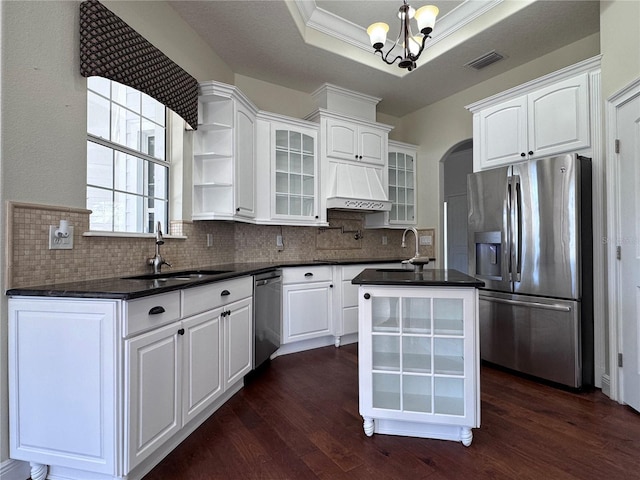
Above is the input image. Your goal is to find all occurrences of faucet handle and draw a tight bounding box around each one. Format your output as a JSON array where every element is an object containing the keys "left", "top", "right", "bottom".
[{"left": 163, "top": 260, "right": 172, "bottom": 268}]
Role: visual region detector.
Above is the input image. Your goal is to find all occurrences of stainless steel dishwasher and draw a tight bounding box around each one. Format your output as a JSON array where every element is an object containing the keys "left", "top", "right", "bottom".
[{"left": 253, "top": 269, "right": 282, "bottom": 369}]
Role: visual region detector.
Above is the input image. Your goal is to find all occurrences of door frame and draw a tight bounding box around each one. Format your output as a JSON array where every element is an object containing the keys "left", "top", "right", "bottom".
[{"left": 605, "top": 76, "right": 640, "bottom": 403}]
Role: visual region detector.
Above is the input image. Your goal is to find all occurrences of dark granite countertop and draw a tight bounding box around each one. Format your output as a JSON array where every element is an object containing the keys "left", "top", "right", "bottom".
[
  {"left": 351, "top": 268, "right": 485, "bottom": 287},
  {"left": 5, "top": 258, "right": 406, "bottom": 300}
]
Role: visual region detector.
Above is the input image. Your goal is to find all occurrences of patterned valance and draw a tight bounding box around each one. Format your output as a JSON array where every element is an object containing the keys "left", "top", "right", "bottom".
[{"left": 79, "top": 0, "right": 198, "bottom": 129}]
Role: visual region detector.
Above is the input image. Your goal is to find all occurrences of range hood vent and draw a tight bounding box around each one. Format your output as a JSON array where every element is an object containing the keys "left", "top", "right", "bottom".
[{"left": 325, "top": 162, "right": 391, "bottom": 212}]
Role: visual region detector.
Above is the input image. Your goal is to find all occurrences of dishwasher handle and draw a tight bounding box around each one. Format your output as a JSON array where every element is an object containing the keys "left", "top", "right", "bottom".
[{"left": 255, "top": 277, "right": 281, "bottom": 287}]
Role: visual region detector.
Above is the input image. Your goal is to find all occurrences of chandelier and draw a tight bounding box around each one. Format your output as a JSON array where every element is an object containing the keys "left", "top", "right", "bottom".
[{"left": 366, "top": 1, "right": 439, "bottom": 71}]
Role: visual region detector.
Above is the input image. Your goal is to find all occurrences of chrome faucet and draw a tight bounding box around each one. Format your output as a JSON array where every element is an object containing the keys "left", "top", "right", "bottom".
[
  {"left": 401, "top": 227, "right": 429, "bottom": 272},
  {"left": 148, "top": 221, "right": 171, "bottom": 274}
]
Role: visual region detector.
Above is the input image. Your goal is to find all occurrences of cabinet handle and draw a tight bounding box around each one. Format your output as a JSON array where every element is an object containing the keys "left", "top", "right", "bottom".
[
  {"left": 221, "top": 290, "right": 231, "bottom": 296},
  {"left": 227, "top": 310, "right": 231, "bottom": 316},
  {"left": 178, "top": 328, "right": 185, "bottom": 335},
  {"left": 520, "top": 152, "right": 526, "bottom": 157},
  {"left": 364, "top": 293, "right": 371, "bottom": 299},
  {"left": 304, "top": 272, "right": 313, "bottom": 277},
  {"left": 148, "top": 306, "right": 165, "bottom": 315},
  {"left": 528, "top": 150, "right": 534, "bottom": 156}
]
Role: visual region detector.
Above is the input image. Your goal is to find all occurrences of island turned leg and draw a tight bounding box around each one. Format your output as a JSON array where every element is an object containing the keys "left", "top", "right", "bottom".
[
  {"left": 30, "top": 462, "right": 48, "bottom": 480},
  {"left": 461, "top": 427, "right": 473, "bottom": 446},
  {"left": 363, "top": 417, "right": 375, "bottom": 437}
]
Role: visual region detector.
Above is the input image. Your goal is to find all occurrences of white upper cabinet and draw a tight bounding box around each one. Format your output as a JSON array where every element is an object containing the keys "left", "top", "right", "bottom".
[
  {"left": 527, "top": 74, "right": 590, "bottom": 158},
  {"left": 255, "top": 113, "right": 323, "bottom": 225},
  {"left": 325, "top": 116, "right": 386, "bottom": 166},
  {"left": 468, "top": 57, "right": 600, "bottom": 172},
  {"left": 193, "top": 81, "right": 257, "bottom": 221},
  {"left": 366, "top": 141, "right": 418, "bottom": 228}
]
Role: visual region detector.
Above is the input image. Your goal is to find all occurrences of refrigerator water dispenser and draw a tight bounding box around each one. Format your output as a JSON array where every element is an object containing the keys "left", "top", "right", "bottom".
[{"left": 474, "top": 231, "right": 502, "bottom": 278}]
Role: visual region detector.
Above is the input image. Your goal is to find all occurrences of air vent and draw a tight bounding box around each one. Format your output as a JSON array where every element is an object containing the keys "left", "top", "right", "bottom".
[{"left": 464, "top": 51, "right": 504, "bottom": 70}]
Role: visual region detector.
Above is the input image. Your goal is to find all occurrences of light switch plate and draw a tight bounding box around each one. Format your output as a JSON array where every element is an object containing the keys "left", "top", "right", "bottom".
[{"left": 49, "top": 225, "right": 74, "bottom": 250}]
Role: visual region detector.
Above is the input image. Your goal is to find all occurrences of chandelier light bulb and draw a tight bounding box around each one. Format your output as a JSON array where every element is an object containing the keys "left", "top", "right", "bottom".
[
  {"left": 367, "top": 1, "right": 439, "bottom": 71},
  {"left": 367, "top": 22, "right": 390, "bottom": 50},
  {"left": 415, "top": 5, "right": 439, "bottom": 34}
]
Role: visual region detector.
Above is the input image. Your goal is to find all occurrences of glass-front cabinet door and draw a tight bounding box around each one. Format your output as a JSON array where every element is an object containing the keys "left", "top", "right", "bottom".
[
  {"left": 358, "top": 286, "right": 479, "bottom": 445},
  {"left": 388, "top": 148, "right": 416, "bottom": 225},
  {"left": 272, "top": 122, "right": 319, "bottom": 223}
]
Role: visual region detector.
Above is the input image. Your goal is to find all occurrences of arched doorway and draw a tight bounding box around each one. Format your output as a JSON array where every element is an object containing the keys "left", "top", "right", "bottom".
[{"left": 441, "top": 140, "right": 473, "bottom": 273}]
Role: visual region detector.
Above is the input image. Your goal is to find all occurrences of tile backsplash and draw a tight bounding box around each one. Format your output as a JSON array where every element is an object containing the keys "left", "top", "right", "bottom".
[{"left": 6, "top": 203, "right": 435, "bottom": 288}]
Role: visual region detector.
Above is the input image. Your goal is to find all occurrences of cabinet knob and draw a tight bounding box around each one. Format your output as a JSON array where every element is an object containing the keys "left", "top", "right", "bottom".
[
  {"left": 520, "top": 152, "right": 526, "bottom": 157},
  {"left": 358, "top": 155, "right": 363, "bottom": 160},
  {"left": 178, "top": 328, "right": 185, "bottom": 335},
  {"left": 148, "top": 306, "right": 166, "bottom": 315},
  {"left": 364, "top": 293, "right": 371, "bottom": 299},
  {"left": 221, "top": 289, "right": 231, "bottom": 296},
  {"left": 330, "top": 284, "right": 333, "bottom": 288},
  {"left": 236, "top": 207, "right": 240, "bottom": 212},
  {"left": 528, "top": 151, "right": 534, "bottom": 156}
]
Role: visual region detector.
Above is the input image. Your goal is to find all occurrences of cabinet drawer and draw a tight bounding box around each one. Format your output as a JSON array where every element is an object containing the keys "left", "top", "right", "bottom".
[
  {"left": 282, "top": 266, "right": 333, "bottom": 284},
  {"left": 182, "top": 276, "right": 252, "bottom": 318},
  {"left": 124, "top": 292, "right": 181, "bottom": 338}
]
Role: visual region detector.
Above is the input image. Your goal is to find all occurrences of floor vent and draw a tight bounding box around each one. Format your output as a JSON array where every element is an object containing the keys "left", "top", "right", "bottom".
[{"left": 464, "top": 50, "right": 504, "bottom": 70}]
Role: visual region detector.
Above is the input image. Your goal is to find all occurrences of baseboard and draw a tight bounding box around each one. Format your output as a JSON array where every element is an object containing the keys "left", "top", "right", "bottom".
[
  {"left": 601, "top": 373, "right": 611, "bottom": 398},
  {"left": 0, "top": 458, "right": 30, "bottom": 480}
]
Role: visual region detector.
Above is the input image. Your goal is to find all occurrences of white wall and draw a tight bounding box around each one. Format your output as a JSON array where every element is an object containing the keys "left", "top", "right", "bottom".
[{"left": 600, "top": 1, "right": 640, "bottom": 99}]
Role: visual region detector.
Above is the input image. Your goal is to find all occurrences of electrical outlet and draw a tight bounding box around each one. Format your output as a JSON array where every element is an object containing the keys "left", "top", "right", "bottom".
[
  {"left": 49, "top": 225, "right": 74, "bottom": 250},
  {"left": 206, "top": 233, "right": 214, "bottom": 247},
  {"left": 381, "top": 235, "right": 388, "bottom": 245},
  {"left": 276, "top": 235, "right": 284, "bottom": 247},
  {"left": 420, "top": 235, "right": 432, "bottom": 246}
]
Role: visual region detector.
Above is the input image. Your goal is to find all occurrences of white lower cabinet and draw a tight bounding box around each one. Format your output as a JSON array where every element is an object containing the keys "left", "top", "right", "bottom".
[
  {"left": 8, "top": 298, "right": 118, "bottom": 477},
  {"left": 282, "top": 266, "right": 333, "bottom": 344},
  {"left": 8, "top": 276, "right": 253, "bottom": 480},
  {"left": 182, "top": 308, "right": 223, "bottom": 425},
  {"left": 126, "top": 321, "right": 182, "bottom": 471},
  {"left": 334, "top": 263, "right": 401, "bottom": 347},
  {"left": 357, "top": 285, "right": 480, "bottom": 445},
  {"left": 223, "top": 296, "right": 253, "bottom": 389}
]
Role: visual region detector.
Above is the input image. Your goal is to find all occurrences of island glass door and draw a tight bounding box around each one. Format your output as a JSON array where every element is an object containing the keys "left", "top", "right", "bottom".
[{"left": 363, "top": 287, "right": 475, "bottom": 424}]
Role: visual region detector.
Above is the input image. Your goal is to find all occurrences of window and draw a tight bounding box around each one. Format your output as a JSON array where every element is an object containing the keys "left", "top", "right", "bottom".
[{"left": 86, "top": 77, "right": 168, "bottom": 233}]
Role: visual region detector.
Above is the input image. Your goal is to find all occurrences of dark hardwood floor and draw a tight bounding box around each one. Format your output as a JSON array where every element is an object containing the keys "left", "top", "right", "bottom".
[{"left": 145, "top": 344, "right": 640, "bottom": 479}]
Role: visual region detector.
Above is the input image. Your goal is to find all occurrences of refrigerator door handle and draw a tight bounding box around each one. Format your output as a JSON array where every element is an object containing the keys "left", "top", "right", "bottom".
[
  {"left": 506, "top": 178, "right": 513, "bottom": 282},
  {"left": 514, "top": 178, "right": 522, "bottom": 282},
  {"left": 479, "top": 295, "right": 572, "bottom": 312}
]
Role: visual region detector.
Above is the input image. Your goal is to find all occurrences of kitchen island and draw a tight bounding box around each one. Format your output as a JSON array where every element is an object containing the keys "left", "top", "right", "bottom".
[{"left": 352, "top": 268, "right": 484, "bottom": 446}]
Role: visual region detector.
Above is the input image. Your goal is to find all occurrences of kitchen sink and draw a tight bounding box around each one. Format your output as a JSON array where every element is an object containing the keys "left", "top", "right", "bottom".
[{"left": 124, "top": 270, "right": 231, "bottom": 281}]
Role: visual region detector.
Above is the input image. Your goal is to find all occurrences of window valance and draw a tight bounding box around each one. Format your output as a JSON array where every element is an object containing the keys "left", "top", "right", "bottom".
[{"left": 80, "top": 0, "right": 198, "bottom": 129}]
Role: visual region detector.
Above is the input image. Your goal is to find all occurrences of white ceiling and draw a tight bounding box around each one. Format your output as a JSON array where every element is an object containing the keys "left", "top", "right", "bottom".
[{"left": 169, "top": 0, "right": 600, "bottom": 118}]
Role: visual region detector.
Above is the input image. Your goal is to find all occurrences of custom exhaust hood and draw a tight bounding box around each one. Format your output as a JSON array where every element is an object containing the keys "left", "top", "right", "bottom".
[{"left": 325, "top": 162, "right": 392, "bottom": 212}]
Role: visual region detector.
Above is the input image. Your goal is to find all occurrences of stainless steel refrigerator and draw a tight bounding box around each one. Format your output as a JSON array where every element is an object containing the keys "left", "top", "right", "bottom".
[{"left": 467, "top": 154, "right": 592, "bottom": 388}]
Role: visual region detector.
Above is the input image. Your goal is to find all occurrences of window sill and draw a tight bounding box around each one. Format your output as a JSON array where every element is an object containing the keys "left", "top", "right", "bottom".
[{"left": 82, "top": 231, "right": 187, "bottom": 240}]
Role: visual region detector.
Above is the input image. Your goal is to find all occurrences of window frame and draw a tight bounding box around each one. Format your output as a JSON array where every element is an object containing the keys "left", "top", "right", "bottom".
[{"left": 86, "top": 78, "right": 170, "bottom": 235}]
